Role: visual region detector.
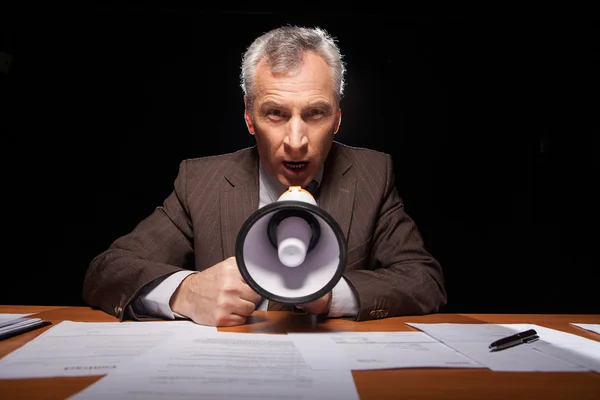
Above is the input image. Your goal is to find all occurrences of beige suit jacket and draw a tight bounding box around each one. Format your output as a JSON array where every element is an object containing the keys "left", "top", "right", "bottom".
[{"left": 82, "top": 141, "right": 447, "bottom": 321}]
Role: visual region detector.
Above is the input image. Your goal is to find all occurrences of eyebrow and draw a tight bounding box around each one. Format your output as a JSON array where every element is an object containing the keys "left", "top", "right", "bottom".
[
  {"left": 259, "top": 101, "right": 334, "bottom": 113},
  {"left": 306, "top": 101, "right": 334, "bottom": 112},
  {"left": 259, "top": 101, "right": 284, "bottom": 110}
]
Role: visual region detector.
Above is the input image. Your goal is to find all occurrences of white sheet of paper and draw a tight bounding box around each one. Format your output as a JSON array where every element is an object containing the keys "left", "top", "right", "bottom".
[
  {"left": 571, "top": 323, "right": 600, "bottom": 336},
  {"left": 0, "top": 313, "right": 35, "bottom": 328},
  {"left": 0, "top": 318, "right": 44, "bottom": 335},
  {"left": 67, "top": 331, "right": 359, "bottom": 400},
  {"left": 406, "top": 323, "right": 588, "bottom": 372},
  {"left": 511, "top": 323, "right": 600, "bottom": 373},
  {"left": 0, "top": 320, "right": 216, "bottom": 379},
  {"left": 288, "top": 331, "right": 483, "bottom": 370}
]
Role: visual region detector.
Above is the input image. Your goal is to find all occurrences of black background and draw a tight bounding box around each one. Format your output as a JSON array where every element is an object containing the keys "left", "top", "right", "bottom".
[{"left": 2, "top": 7, "right": 598, "bottom": 314}]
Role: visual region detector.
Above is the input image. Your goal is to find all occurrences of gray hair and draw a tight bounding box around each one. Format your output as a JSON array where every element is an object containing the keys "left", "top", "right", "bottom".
[{"left": 240, "top": 25, "right": 346, "bottom": 110}]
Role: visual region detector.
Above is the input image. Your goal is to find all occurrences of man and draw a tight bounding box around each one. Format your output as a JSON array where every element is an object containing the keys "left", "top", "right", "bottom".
[{"left": 82, "top": 25, "right": 447, "bottom": 326}]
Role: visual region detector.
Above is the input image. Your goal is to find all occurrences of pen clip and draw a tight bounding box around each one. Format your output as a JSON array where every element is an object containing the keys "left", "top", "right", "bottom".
[{"left": 522, "top": 334, "right": 540, "bottom": 344}]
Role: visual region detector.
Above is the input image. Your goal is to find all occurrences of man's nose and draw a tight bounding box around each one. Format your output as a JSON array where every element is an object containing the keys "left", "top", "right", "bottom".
[{"left": 283, "top": 117, "right": 309, "bottom": 153}]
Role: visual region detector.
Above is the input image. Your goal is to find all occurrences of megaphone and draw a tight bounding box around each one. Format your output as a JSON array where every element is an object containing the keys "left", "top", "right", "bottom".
[{"left": 236, "top": 186, "right": 347, "bottom": 305}]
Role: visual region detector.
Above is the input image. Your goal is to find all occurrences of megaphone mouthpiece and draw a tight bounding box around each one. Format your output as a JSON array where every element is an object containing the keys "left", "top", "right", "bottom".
[
  {"left": 277, "top": 186, "right": 317, "bottom": 205},
  {"left": 267, "top": 208, "right": 321, "bottom": 260},
  {"left": 277, "top": 216, "right": 311, "bottom": 267}
]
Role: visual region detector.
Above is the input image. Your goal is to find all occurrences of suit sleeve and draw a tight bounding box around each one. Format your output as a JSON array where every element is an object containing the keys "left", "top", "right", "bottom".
[
  {"left": 82, "top": 160, "right": 195, "bottom": 321},
  {"left": 343, "top": 154, "right": 447, "bottom": 321}
]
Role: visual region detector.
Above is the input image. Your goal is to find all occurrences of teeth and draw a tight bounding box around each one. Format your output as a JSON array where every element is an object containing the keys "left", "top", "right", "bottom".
[{"left": 285, "top": 162, "right": 305, "bottom": 169}]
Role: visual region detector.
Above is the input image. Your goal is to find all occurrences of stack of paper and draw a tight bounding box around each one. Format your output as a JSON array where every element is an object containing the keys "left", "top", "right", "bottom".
[{"left": 0, "top": 314, "right": 50, "bottom": 341}]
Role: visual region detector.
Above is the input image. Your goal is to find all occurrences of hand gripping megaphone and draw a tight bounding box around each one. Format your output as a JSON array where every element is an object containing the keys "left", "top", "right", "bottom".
[{"left": 235, "top": 186, "right": 348, "bottom": 305}]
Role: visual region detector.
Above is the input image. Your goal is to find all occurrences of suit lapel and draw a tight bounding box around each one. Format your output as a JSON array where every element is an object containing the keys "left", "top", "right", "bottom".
[
  {"left": 220, "top": 148, "right": 260, "bottom": 258},
  {"left": 219, "top": 143, "right": 355, "bottom": 256},
  {"left": 319, "top": 142, "right": 355, "bottom": 241}
]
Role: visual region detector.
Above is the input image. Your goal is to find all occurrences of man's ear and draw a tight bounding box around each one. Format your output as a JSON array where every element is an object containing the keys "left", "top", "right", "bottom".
[
  {"left": 244, "top": 96, "right": 255, "bottom": 135},
  {"left": 334, "top": 109, "right": 342, "bottom": 134}
]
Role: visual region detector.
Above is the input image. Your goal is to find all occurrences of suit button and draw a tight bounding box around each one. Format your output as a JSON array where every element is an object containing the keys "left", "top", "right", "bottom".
[
  {"left": 369, "top": 310, "right": 377, "bottom": 318},
  {"left": 115, "top": 305, "right": 123, "bottom": 315}
]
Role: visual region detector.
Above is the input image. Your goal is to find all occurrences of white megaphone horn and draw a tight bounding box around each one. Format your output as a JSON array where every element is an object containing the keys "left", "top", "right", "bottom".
[{"left": 236, "top": 186, "right": 347, "bottom": 305}]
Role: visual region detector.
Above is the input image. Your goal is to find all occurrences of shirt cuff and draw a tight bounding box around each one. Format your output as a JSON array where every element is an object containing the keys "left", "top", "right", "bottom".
[
  {"left": 132, "top": 270, "right": 197, "bottom": 320},
  {"left": 328, "top": 277, "right": 359, "bottom": 317}
]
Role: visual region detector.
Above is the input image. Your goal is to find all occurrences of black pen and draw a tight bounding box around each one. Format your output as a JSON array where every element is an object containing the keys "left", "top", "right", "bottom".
[{"left": 489, "top": 329, "right": 539, "bottom": 351}]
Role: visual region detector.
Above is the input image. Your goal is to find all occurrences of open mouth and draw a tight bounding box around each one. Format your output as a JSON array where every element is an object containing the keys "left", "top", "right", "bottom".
[{"left": 283, "top": 161, "right": 308, "bottom": 170}]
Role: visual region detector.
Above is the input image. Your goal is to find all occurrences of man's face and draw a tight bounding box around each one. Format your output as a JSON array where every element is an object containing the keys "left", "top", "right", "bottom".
[{"left": 244, "top": 52, "right": 341, "bottom": 188}]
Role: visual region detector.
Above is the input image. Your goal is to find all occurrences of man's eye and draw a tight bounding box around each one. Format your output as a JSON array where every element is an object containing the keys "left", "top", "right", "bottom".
[
  {"left": 268, "top": 109, "right": 285, "bottom": 117},
  {"left": 307, "top": 109, "right": 325, "bottom": 118}
]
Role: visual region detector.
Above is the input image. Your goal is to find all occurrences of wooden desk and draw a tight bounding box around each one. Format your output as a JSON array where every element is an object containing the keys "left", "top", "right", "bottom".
[{"left": 1, "top": 306, "right": 599, "bottom": 399}]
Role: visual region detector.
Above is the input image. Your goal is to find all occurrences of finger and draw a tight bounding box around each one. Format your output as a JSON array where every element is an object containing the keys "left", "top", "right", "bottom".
[
  {"left": 216, "top": 313, "right": 247, "bottom": 327},
  {"left": 238, "top": 283, "right": 262, "bottom": 304},
  {"left": 231, "top": 298, "right": 258, "bottom": 317},
  {"left": 229, "top": 264, "right": 253, "bottom": 286},
  {"left": 192, "top": 311, "right": 246, "bottom": 327}
]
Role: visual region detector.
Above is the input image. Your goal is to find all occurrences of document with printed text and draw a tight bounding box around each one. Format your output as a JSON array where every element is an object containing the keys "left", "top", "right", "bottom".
[
  {"left": 0, "top": 320, "right": 216, "bottom": 379},
  {"left": 514, "top": 323, "right": 600, "bottom": 373},
  {"left": 407, "top": 323, "right": 589, "bottom": 372},
  {"left": 288, "top": 331, "right": 483, "bottom": 370},
  {"left": 67, "top": 331, "right": 359, "bottom": 400}
]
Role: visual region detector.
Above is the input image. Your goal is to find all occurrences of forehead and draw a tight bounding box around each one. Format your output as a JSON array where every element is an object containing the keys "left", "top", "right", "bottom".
[{"left": 253, "top": 52, "right": 335, "bottom": 106}]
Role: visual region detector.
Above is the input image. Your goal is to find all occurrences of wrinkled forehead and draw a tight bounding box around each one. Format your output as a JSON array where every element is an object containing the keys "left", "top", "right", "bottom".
[{"left": 253, "top": 53, "right": 336, "bottom": 106}]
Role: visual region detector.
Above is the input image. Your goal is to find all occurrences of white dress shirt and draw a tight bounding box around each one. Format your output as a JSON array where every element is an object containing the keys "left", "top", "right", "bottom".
[{"left": 133, "top": 163, "right": 358, "bottom": 319}]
